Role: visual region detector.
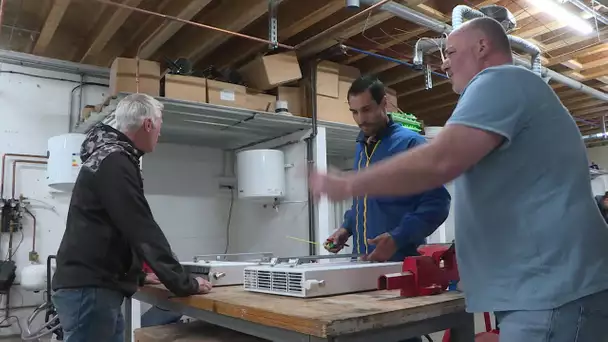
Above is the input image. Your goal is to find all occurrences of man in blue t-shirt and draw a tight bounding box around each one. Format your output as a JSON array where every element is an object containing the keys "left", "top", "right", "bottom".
[{"left": 310, "top": 17, "right": 608, "bottom": 341}]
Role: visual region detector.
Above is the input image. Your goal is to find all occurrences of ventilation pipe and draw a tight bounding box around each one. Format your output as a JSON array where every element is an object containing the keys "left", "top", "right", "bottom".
[
  {"left": 582, "top": 115, "right": 608, "bottom": 142},
  {"left": 346, "top": 0, "right": 360, "bottom": 9},
  {"left": 359, "top": 0, "right": 608, "bottom": 102},
  {"left": 451, "top": 5, "right": 543, "bottom": 76},
  {"left": 567, "top": 0, "right": 608, "bottom": 25},
  {"left": 413, "top": 38, "right": 445, "bottom": 69}
]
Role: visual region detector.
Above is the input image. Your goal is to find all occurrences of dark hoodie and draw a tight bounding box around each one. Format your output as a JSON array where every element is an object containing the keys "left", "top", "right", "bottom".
[{"left": 52, "top": 124, "right": 199, "bottom": 297}]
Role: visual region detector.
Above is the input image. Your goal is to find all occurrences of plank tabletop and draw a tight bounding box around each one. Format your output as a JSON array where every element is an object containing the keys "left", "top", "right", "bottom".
[{"left": 139, "top": 285, "right": 466, "bottom": 338}]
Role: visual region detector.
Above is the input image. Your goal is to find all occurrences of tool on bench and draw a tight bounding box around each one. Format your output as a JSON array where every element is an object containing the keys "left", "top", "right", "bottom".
[
  {"left": 285, "top": 235, "right": 350, "bottom": 250},
  {"left": 378, "top": 243, "right": 459, "bottom": 297}
]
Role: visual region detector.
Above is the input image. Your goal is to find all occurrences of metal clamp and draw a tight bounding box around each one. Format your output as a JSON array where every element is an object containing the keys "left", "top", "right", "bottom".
[{"left": 193, "top": 252, "right": 274, "bottom": 263}]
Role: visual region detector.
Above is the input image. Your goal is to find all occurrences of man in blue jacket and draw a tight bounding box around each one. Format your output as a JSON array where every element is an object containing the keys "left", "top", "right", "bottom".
[{"left": 326, "top": 75, "right": 451, "bottom": 263}]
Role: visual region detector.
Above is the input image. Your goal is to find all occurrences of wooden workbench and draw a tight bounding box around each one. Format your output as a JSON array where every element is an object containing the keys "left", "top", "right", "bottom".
[{"left": 127, "top": 285, "right": 475, "bottom": 342}]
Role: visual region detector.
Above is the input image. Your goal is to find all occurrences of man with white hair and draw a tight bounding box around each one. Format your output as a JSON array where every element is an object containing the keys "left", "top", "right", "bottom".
[
  {"left": 51, "top": 93, "right": 212, "bottom": 341},
  {"left": 310, "top": 17, "right": 608, "bottom": 341}
]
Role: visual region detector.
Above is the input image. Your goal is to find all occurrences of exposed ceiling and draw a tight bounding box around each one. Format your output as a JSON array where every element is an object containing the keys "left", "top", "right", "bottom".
[{"left": 1, "top": 0, "right": 607, "bottom": 138}]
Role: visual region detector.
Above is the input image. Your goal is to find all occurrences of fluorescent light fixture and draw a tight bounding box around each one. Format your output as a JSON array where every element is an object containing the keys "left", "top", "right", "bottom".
[{"left": 527, "top": 0, "right": 594, "bottom": 34}]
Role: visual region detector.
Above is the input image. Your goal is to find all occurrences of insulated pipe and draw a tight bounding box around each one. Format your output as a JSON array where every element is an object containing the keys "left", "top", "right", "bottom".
[
  {"left": 413, "top": 38, "right": 445, "bottom": 69},
  {"left": 452, "top": 4, "right": 483, "bottom": 28},
  {"left": 451, "top": 4, "right": 543, "bottom": 76},
  {"left": 568, "top": 0, "right": 608, "bottom": 25},
  {"left": 346, "top": 0, "right": 361, "bottom": 9},
  {"left": 359, "top": 0, "right": 608, "bottom": 102},
  {"left": 508, "top": 35, "right": 542, "bottom": 76}
]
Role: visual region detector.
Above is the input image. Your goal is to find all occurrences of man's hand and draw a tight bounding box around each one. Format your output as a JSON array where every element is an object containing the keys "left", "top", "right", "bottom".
[
  {"left": 365, "top": 233, "right": 397, "bottom": 262},
  {"left": 144, "top": 273, "right": 161, "bottom": 285},
  {"left": 324, "top": 228, "right": 350, "bottom": 253},
  {"left": 309, "top": 170, "right": 353, "bottom": 202},
  {"left": 195, "top": 277, "right": 213, "bottom": 294}
]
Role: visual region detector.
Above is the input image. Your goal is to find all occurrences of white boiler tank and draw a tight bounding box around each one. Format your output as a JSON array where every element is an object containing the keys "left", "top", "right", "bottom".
[
  {"left": 236, "top": 149, "right": 286, "bottom": 201},
  {"left": 47, "top": 133, "right": 86, "bottom": 192}
]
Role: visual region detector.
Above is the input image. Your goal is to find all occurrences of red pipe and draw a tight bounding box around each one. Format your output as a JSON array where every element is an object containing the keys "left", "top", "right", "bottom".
[
  {"left": 11, "top": 159, "right": 48, "bottom": 199},
  {"left": 1, "top": 154, "right": 47, "bottom": 199}
]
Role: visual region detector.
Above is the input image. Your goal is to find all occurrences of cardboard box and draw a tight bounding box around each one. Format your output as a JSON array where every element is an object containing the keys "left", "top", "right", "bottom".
[
  {"left": 277, "top": 86, "right": 303, "bottom": 116},
  {"left": 245, "top": 89, "right": 276, "bottom": 112},
  {"left": 316, "top": 94, "right": 356, "bottom": 126},
  {"left": 206, "top": 79, "right": 246, "bottom": 108},
  {"left": 110, "top": 57, "right": 160, "bottom": 96},
  {"left": 338, "top": 65, "right": 361, "bottom": 102},
  {"left": 134, "top": 321, "right": 267, "bottom": 342},
  {"left": 239, "top": 51, "right": 302, "bottom": 90},
  {"left": 316, "top": 61, "right": 340, "bottom": 98},
  {"left": 165, "top": 74, "right": 207, "bottom": 103}
]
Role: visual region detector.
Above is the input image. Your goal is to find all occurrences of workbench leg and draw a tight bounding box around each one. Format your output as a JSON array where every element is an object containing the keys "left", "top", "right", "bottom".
[{"left": 449, "top": 313, "right": 475, "bottom": 342}]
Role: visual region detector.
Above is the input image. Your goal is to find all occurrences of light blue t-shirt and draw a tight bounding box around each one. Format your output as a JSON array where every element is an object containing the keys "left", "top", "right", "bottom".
[{"left": 447, "top": 64, "right": 608, "bottom": 312}]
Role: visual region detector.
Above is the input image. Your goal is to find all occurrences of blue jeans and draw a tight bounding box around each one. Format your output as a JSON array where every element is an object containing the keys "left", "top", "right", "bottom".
[
  {"left": 52, "top": 288, "right": 124, "bottom": 342},
  {"left": 495, "top": 289, "right": 608, "bottom": 341},
  {"left": 141, "top": 306, "right": 183, "bottom": 327}
]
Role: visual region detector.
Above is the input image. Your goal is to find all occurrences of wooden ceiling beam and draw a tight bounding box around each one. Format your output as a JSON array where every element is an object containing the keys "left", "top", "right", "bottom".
[
  {"left": 137, "top": 0, "right": 212, "bottom": 60},
  {"left": 215, "top": 0, "right": 345, "bottom": 70},
  {"left": 164, "top": 0, "right": 269, "bottom": 65},
  {"left": 79, "top": 0, "right": 143, "bottom": 64},
  {"left": 297, "top": 11, "right": 394, "bottom": 59},
  {"left": 32, "top": 0, "right": 71, "bottom": 55}
]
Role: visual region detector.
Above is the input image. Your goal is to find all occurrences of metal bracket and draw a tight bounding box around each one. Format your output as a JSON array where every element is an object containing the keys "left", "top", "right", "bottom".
[
  {"left": 193, "top": 252, "right": 274, "bottom": 263},
  {"left": 268, "top": 0, "right": 278, "bottom": 49},
  {"left": 424, "top": 65, "right": 433, "bottom": 90}
]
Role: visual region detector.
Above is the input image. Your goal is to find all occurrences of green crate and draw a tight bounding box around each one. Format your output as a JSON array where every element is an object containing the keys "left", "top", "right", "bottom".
[{"left": 390, "top": 112, "right": 422, "bottom": 133}]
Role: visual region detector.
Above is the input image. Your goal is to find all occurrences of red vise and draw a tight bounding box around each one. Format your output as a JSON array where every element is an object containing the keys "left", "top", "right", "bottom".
[{"left": 377, "top": 243, "right": 459, "bottom": 297}]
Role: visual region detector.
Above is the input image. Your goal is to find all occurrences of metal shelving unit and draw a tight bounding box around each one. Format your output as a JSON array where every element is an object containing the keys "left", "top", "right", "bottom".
[{"left": 73, "top": 93, "right": 360, "bottom": 157}]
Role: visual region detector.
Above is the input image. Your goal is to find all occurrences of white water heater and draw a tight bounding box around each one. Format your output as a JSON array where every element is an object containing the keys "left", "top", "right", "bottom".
[
  {"left": 47, "top": 133, "right": 86, "bottom": 192},
  {"left": 236, "top": 149, "right": 286, "bottom": 201}
]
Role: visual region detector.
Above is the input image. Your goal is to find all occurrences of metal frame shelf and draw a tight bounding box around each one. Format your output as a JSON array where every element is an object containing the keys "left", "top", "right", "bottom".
[{"left": 73, "top": 93, "right": 360, "bottom": 157}]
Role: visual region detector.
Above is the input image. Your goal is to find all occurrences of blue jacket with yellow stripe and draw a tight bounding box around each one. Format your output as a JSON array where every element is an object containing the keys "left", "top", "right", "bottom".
[{"left": 342, "top": 119, "right": 451, "bottom": 261}]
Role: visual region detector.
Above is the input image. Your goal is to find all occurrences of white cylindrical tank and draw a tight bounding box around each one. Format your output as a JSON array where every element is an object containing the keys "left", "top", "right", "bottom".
[
  {"left": 47, "top": 133, "right": 86, "bottom": 192},
  {"left": 20, "top": 264, "right": 47, "bottom": 292},
  {"left": 236, "top": 149, "right": 286, "bottom": 201}
]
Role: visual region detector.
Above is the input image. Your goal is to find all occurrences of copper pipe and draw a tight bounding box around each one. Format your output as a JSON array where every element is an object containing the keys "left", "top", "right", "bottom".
[
  {"left": 294, "top": 0, "right": 391, "bottom": 50},
  {"left": 0, "top": 0, "right": 5, "bottom": 37},
  {"left": 93, "top": 0, "right": 294, "bottom": 51},
  {"left": 11, "top": 160, "right": 48, "bottom": 199},
  {"left": 1, "top": 154, "right": 47, "bottom": 199}
]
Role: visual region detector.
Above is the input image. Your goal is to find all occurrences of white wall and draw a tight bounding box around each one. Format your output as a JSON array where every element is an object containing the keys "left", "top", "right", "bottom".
[
  {"left": 0, "top": 62, "right": 107, "bottom": 336},
  {"left": 0, "top": 58, "right": 316, "bottom": 337}
]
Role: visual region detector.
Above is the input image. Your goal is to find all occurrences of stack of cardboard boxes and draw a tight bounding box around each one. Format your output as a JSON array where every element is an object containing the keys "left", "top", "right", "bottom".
[{"left": 105, "top": 54, "right": 397, "bottom": 127}]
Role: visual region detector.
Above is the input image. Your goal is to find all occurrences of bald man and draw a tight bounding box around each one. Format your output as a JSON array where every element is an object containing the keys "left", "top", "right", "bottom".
[{"left": 310, "top": 17, "right": 608, "bottom": 341}]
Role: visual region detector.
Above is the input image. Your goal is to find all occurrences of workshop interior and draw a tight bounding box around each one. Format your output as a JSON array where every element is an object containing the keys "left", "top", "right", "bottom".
[{"left": 0, "top": 0, "right": 607, "bottom": 341}]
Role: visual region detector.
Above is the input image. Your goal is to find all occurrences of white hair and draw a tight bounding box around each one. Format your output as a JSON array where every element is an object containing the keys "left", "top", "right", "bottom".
[{"left": 114, "top": 93, "right": 163, "bottom": 133}]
